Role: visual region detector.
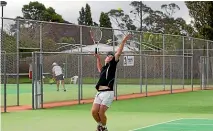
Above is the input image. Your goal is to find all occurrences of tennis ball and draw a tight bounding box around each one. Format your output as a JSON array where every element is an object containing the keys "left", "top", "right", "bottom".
[{"left": 118, "top": 8, "right": 122, "bottom": 11}]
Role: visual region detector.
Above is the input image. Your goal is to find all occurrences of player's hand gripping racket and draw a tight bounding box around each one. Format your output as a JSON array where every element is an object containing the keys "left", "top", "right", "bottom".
[{"left": 90, "top": 27, "right": 102, "bottom": 54}]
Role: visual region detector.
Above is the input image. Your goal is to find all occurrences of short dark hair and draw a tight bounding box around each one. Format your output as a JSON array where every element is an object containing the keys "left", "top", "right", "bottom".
[{"left": 107, "top": 51, "right": 114, "bottom": 56}]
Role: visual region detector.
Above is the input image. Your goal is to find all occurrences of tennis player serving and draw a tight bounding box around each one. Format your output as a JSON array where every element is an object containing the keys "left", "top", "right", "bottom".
[{"left": 91, "top": 34, "right": 132, "bottom": 131}]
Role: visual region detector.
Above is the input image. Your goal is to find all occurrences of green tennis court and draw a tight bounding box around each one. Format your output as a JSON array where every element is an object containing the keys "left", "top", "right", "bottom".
[
  {"left": 2, "top": 90, "right": 213, "bottom": 131},
  {"left": 130, "top": 118, "right": 213, "bottom": 131}
]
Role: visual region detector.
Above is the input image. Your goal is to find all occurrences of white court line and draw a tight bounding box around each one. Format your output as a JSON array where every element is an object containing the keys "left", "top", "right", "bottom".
[
  {"left": 128, "top": 118, "right": 184, "bottom": 131},
  {"left": 128, "top": 118, "right": 213, "bottom": 131},
  {"left": 179, "top": 118, "right": 213, "bottom": 120},
  {"left": 165, "top": 123, "right": 213, "bottom": 126}
]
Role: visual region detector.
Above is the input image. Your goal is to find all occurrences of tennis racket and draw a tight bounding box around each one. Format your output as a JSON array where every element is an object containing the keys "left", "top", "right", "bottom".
[{"left": 90, "top": 27, "right": 102, "bottom": 54}]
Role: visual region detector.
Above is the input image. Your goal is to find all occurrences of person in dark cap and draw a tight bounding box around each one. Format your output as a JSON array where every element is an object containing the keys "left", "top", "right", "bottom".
[{"left": 91, "top": 34, "right": 132, "bottom": 131}]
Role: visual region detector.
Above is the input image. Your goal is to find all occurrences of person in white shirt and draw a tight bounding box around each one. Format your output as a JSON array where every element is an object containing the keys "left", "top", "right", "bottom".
[{"left": 52, "top": 62, "right": 66, "bottom": 91}]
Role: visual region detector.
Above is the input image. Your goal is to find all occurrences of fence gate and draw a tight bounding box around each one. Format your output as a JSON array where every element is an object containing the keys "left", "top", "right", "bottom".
[
  {"left": 32, "top": 52, "right": 43, "bottom": 109},
  {"left": 200, "top": 56, "right": 213, "bottom": 90}
]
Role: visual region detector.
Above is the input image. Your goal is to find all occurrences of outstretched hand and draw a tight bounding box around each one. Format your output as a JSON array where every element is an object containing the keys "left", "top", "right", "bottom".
[
  {"left": 123, "top": 34, "right": 132, "bottom": 41},
  {"left": 94, "top": 53, "right": 100, "bottom": 59}
]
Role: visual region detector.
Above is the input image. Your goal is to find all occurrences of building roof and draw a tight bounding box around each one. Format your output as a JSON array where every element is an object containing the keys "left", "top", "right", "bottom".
[{"left": 62, "top": 43, "right": 139, "bottom": 53}]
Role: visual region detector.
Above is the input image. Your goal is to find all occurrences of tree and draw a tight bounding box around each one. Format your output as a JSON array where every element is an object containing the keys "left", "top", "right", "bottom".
[
  {"left": 185, "top": 1, "right": 213, "bottom": 40},
  {"left": 99, "top": 12, "right": 112, "bottom": 28},
  {"left": 22, "top": 1, "right": 46, "bottom": 20},
  {"left": 85, "top": 3, "right": 93, "bottom": 26},
  {"left": 108, "top": 9, "right": 136, "bottom": 30},
  {"left": 78, "top": 3, "right": 93, "bottom": 26},
  {"left": 44, "top": 7, "right": 64, "bottom": 22},
  {"left": 130, "top": 1, "right": 153, "bottom": 31},
  {"left": 22, "top": 1, "right": 65, "bottom": 22},
  {"left": 161, "top": 3, "right": 180, "bottom": 18},
  {"left": 78, "top": 7, "right": 85, "bottom": 25}
]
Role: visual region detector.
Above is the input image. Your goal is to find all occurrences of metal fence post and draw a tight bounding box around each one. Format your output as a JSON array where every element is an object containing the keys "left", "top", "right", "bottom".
[
  {"left": 191, "top": 38, "right": 194, "bottom": 91},
  {"left": 206, "top": 41, "right": 209, "bottom": 88},
  {"left": 170, "top": 57, "right": 173, "bottom": 94},
  {"left": 145, "top": 55, "right": 148, "bottom": 97},
  {"left": 77, "top": 51, "right": 81, "bottom": 103},
  {"left": 32, "top": 52, "right": 35, "bottom": 109},
  {"left": 3, "top": 51, "right": 7, "bottom": 112},
  {"left": 35, "top": 52, "right": 38, "bottom": 109},
  {"left": 200, "top": 56, "right": 205, "bottom": 90},
  {"left": 162, "top": 34, "right": 165, "bottom": 90},
  {"left": 39, "top": 23, "right": 43, "bottom": 108},
  {"left": 113, "top": 32, "right": 118, "bottom": 100},
  {"left": 140, "top": 32, "right": 143, "bottom": 93},
  {"left": 182, "top": 36, "right": 185, "bottom": 89},
  {"left": 16, "top": 19, "right": 20, "bottom": 106},
  {"left": 79, "top": 26, "right": 83, "bottom": 103}
]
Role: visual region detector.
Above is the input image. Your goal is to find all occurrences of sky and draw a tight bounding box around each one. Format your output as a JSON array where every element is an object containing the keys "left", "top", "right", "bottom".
[{"left": 1, "top": 0, "right": 192, "bottom": 25}]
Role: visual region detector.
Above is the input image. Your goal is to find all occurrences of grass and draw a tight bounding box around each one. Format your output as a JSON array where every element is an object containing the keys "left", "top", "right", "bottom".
[{"left": 1, "top": 90, "right": 213, "bottom": 131}]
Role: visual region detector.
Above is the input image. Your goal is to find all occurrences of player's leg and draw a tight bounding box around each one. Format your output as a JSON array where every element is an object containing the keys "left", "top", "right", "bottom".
[
  {"left": 60, "top": 74, "right": 66, "bottom": 91},
  {"left": 61, "top": 80, "right": 66, "bottom": 91},
  {"left": 55, "top": 75, "right": 60, "bottom": 91},
  {"left": 99, "top": 91, "right": 114, "bottom": 131},
  {"left": 56, "top": 80, "right": 60, "bottom": 91},
  {"left": 91, "top": 92, "right": 102, "bottom": 131},
  {"left": 99, "top": 105, "right": 109, "bottom": 127},
  {"left": 91, "top": 103, "right": 101, "bottom": 123}
]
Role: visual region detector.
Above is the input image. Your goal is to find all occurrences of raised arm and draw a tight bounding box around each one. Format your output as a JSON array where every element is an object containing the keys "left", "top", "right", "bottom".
[
  {"left": 95, "top": 54, "right": 102, "bottom": 73},
  {"left": 115, "top": 34, "right": 132, "bottom": 61}
]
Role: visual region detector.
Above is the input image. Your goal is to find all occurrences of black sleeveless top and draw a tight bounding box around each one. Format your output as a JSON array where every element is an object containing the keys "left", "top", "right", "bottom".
[{"left": 95, "top": 57, "right": 119, "bottom": 91}]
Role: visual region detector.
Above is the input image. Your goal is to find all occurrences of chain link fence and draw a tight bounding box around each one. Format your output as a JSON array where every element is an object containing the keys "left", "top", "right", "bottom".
[
  {"left": 1, "top": 51, "right": 6, "bottom": 112},
  {"left": 1, "top": 17, "right": 213, "bottom": 111}
]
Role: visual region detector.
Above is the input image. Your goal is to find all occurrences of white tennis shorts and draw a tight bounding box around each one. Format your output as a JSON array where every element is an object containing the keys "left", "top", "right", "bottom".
[{"left": 93, "top": 91, "right": 114, "bottom": 107}]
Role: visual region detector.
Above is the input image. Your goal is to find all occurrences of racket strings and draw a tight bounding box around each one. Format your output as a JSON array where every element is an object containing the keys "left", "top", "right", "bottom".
[{"left": 91, "top": 28, "right": 102, "bottom": 42}]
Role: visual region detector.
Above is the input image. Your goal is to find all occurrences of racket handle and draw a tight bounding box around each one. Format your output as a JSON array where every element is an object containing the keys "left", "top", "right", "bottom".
[{"left": 95, "top": 48, "right": 98, "bottom": 54}]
